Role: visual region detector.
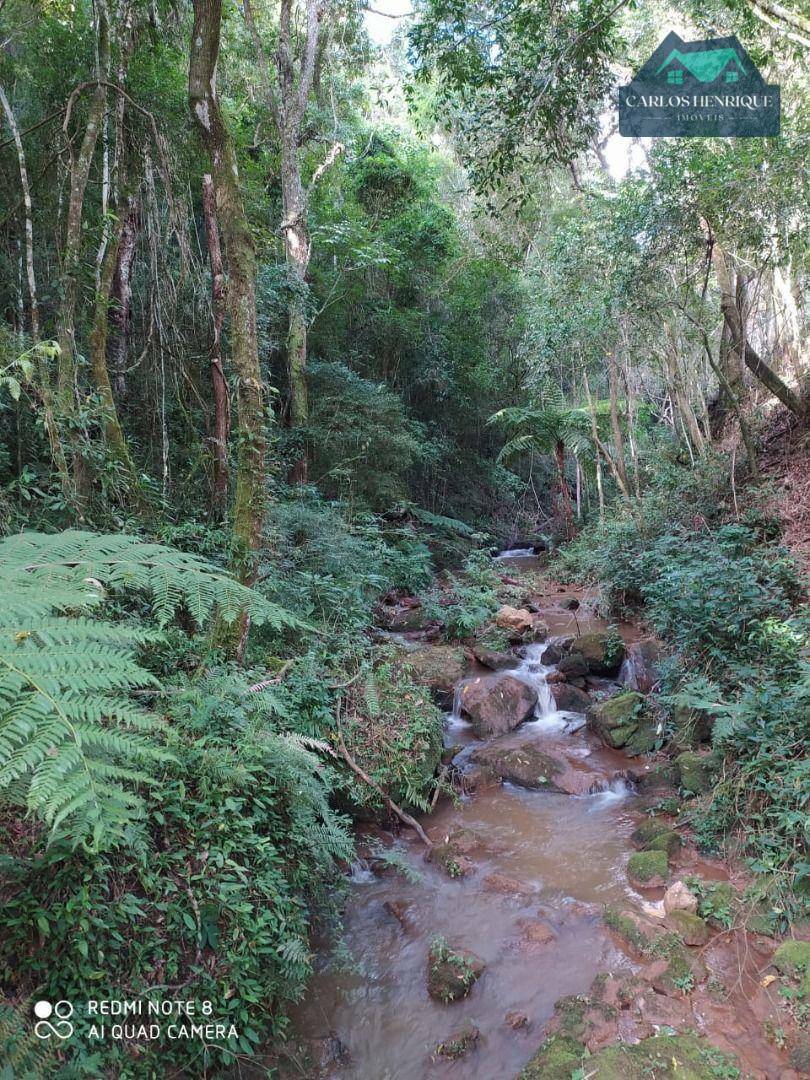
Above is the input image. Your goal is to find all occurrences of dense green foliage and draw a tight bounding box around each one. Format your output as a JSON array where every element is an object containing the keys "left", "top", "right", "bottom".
[
  {"left": 560, "top": 468, "right": 808, "bottom": 914},
  {"left": 0, "top": 0, "right": 807, "bottom": 1072}
]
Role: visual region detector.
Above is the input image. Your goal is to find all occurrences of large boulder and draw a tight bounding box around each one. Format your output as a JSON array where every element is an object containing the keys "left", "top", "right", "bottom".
[
  {"left": 557, "top": 653, "right": 588, "bottom": 679},
  {"left": 663, "top": 880, "right": 699, "bottom": 915},
  {"left": 468, "top": 736, "right": 617, "bottom": 796},
  {"left": 495, "top": 605, "right": 534, "bottom": 634},
  {"left": 397, "top": 645, "right": 467, "bottom": 708},
  {"left": 377, "top": 595, "right": 429, "bottom": 632},
  {"left": 458, "top": 673, "right": 537, "bottom": 737},
  {"left": 627, "top": 849, "right": 669, "bottom": 889},
  {"left": 469, "top": 740, "right": 566, "bottom": 791},
  {"left": 587, "top": 691, "right": 644, "bottom": 749},
  {"left": 666, "top": 909, "right": 709, "bottom": 946},
  {"left": 472, "top": 643, "right": 520, "bottom": 671},
  {"left": 619, "top": 637, "right": 662, "bottom": 694},
  {"left": 675, "top": 751, "right": 716, "bottom": 794},
  {"left": 570, "top": 632, "right": 625, "bottom": 676},
  {"left": 550, "top": 682, "right": 591, "bottom": 713}
]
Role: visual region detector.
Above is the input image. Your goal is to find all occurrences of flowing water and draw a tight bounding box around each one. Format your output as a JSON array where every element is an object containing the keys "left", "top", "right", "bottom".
[{"left": 290, "top": 605, "right": 652, "bottom": 1079}]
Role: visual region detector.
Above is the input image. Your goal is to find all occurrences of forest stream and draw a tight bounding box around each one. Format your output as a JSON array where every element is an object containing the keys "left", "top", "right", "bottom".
[{"left": 287, "top": 558, "right": 794, "bottom": 1080}]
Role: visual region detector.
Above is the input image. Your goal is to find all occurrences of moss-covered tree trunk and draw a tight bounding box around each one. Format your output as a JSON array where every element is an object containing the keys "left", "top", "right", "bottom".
[
  {"left": 88, "top": 191, "right": 140, "bottom": 479},
  {"left": 189, "top": 0, "right": 267, "bottom": 618},
  {"left": 201, "top": 172, "right": 230, "bottom": 518},
  {"left": 56, "top": 2, "right": 111, "bottom": 512}
]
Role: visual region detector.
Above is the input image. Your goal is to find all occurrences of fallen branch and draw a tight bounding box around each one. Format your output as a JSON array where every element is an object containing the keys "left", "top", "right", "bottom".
[{"left": 334, "top": 699, "right": 433, "bottom": 848}]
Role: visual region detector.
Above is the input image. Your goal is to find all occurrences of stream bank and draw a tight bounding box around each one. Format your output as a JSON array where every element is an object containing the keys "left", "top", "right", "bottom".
[{"left": 283, "top": 557, "right": 807, "bottom": 1080}]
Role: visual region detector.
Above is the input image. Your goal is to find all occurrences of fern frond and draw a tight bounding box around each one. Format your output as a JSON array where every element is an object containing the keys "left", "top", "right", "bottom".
[{"left": 0, "top": 531, "right": 301, "bottom": 850}]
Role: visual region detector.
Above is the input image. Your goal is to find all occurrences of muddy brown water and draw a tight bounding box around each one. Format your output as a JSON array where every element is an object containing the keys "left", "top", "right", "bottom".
[{"left": 290, "top": 589, "right": 656, "bottom": 1079}]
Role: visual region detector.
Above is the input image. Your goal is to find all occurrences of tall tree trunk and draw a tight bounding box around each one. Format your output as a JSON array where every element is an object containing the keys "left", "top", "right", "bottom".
[
  {"left": 701, "top": 329, "right": 759, "bottom": 479},
  {"left": 663, "top": 323, "right": 706, "bottom": 454},
  {"left": 56, "top": 1, "right": 111, "bottom": 511},
  {"left": 189, "top": 0, "right": 267, "bottom": 611},
  {"left": 607, "top": 353, "right": 631, "bottom": 496},
  {"left": 88, "top": 200, "right": 139, "bottom": 474},
  {"left": 584, "top": 368, "right": 626, "bottom": 506},
  {"left": 282, "top": 161, "right": 310, "bottom": 483},
  {"left": 554, "top": 438, "right": 573, "bottom": 537},
  {"left": 705, "top": 224, "right": 806, "bottom": 418},
  {"left": 242, "top": 0, "right": 334, "bottom": 485},
  {"left": 201, "top": 172, "right": 230, "bottom": 518},
  {"left": 0, "top": 83, "right": 70, "bottom": 490},
  {"left": 0, "top": 85, "right": 38, "bottom": 338},
  {"left": 109, "top": 194, "right": 139, "bottom": 396}
]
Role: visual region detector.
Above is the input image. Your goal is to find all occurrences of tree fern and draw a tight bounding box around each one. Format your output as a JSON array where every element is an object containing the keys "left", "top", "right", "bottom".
[{"left": 0, "top": 531, "right": 301, "bottom": 850}]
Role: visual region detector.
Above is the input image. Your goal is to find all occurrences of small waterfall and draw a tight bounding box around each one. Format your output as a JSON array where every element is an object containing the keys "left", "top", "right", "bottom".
[
  {"left": 515, "top": 643, "right": 582, "bottom": 733},
  {"left": 586, "top": 776, "right": 634, "bottom": 810},
  {"left": 348, "top": 858, "right": 376, "bottom": 884},
  {"left": 494, "top": 547, "right": 536, "bottom": 560},
  {"left": 444, "top": 682, "right": 468, "bottom": 742}
]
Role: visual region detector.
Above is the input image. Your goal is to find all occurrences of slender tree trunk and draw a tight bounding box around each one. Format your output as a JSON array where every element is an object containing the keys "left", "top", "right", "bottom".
[
  {"left": 584, "top": 368, "right": 628, "bottom": 506},
  {"left": 0, "top": 83, "right": 70, "bottom": 490},
  {"left": 189, "top": 0, "right": 267, "bottom": 608},
  {"left": 58, "top": 8, "right": 109, "bottom": 410},
  {"left": 282, "top": 162, "right": 310, "bottom": 483},
  {"left": 88, "top": 201, "right": 139, "bottom": 473},
  {"left": 109, "top": 194, "right": 139, "bottom": 395},
  {"left": 607, "top": 353, "right": 631, "bottom": 495},
  {"left": 705, "top": 225, "right": 806, "bottom": 418},
  {"left": 0, "top": 85, "right": 38, "bottom": 338},
  {"left": 201, "top": 172, "right": 230, "bottom": 518},
  {"left": 554, "top": 438, "right": 573, "bottom": 537},
  {"left": 242, "top": 0, "right": 332, "bottom": 485},
  {"left": 56, "top": 2, "right": 111, "bottom": 511},
  {"left": 701, "top": 329, "right": 759, "bottom": 479}
]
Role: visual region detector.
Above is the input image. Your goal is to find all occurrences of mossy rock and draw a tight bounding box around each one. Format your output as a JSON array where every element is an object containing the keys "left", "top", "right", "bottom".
[
  {"left": 475, "top": 623, "right": 514, "bottom": 654},
  {"left": 427, "top": 940, "right": 484, "bottom": 1003},
  {"left": 603, "top": 905, "right": 660, "bottom": 956},
  {"left": 691, "top": 879, "right": 737, "bottom": 929},
  {"left": 773, "top": 939, "right": 810, "bottom": 995},
  {"left": 433, "top": 1023, "right": 479, "bottom": 1060},
  {"left": 627, "top": 849, "right": 669, "bottom": 888},
  {"left": 667, "top": 909, "right": 710, "bottom": 947},
  {"left": 558, "top": 652, "right": 588, "bottom": 678},
  {"left": 637, "top": 760, "right": 679, "bottom": 793},
  {"left": 744, "top": 905, "right": 779, "bottom": 937},
  {"left": 553, "top": 994, "right": 617, "bottom": 1042},
  {"left": 520, "top": 1034, "right": 737, "bottom": 1079},
  {"left": 624, "top": 721, "right": 658, "bottom": 756},
  {"left": 789, "top": 1030, "right": 810, "bottom": 1074},
  {"left": 570, "top": 632, "right": 625, "bottom": 675},
  {"left": 398, "top": 645, "right": 467, "bottom": 707},
  {"left": 631, "top": 819, "right": 682, "bottom": 856},
  {"left": 648, "top": 937, "right": 705, "bottom": 996},
  {"left": 674, "top": 751, "right": 715, "bottom": 795},
  {"left": 587, "top": 691, "right": 644, "bottom": 748},
  {"left": 517, "top": 1034, "right": 584, "bottom": 1079}
]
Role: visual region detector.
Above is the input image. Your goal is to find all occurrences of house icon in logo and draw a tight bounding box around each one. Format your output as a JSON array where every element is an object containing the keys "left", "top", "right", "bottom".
[
  {"left": 655, "top": 45, "right": 746, "bottom": 87},
  {"left": 618, "top": 32, "right": 780, "bottom": 138}
]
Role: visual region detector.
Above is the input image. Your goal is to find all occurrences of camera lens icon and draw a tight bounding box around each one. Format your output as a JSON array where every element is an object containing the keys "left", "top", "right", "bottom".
[{"left": 33, "top": 1000, "right": 74, "bottom": 1039}]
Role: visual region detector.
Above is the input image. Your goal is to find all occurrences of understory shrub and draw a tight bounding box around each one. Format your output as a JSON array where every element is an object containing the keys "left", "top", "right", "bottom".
[{"left": 557, "top": 460, "right": 808, "bottom": 916}]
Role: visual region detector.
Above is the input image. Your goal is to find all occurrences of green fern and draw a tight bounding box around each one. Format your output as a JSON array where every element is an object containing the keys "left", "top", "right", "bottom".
[
  {"left": 0, "top": 531, "right": 301, "bottom": 850},
  {"left": 0, "top": 999, "right": 58, "bottom": 1078}
]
